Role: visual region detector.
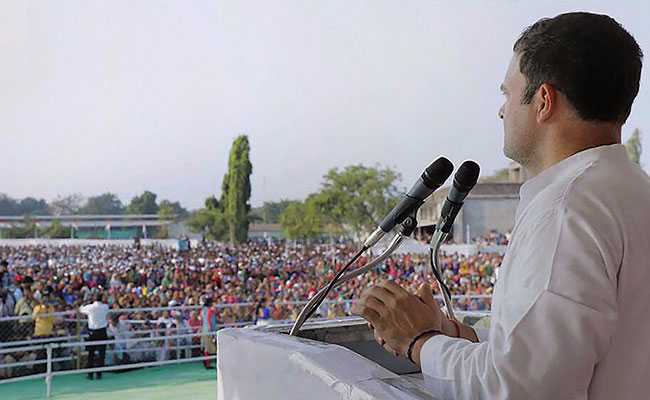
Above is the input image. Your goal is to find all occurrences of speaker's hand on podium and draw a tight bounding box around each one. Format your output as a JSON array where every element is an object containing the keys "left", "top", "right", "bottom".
[
  {"left": 352, "top": 280, "right": 447, "bottom": 364},
  {"left": 369, "top": 322, "right": 400, "bottom": 357}
]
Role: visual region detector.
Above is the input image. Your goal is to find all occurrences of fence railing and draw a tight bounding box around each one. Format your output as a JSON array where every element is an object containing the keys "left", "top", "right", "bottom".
[
  {"left": 0, "top": 295, "right": 492, "bottom": 344},
  {"left": 0, "top": 330, "right": 219, "bottom": 398},
  {"left": 0, "top": 296, "right": 492, "bottom": 396}
]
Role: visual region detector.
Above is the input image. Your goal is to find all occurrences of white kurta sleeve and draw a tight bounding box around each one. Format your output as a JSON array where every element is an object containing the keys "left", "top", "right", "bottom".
[{"left": 419, "top": 194, "right": 620, "bottom": 399}]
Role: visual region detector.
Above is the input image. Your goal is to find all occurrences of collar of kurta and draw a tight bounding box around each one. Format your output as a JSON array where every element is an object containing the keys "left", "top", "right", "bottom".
[{"left": 517, "top": 143, "right": 627, "bottom": 217}]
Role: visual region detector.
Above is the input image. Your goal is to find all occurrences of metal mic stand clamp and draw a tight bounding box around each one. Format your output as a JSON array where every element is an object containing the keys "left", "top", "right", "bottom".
[{"left": 399, "top": 213, "right": 418, "bottom": 238}]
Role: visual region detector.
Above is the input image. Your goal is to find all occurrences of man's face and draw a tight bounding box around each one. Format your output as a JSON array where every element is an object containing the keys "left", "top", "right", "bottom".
[{"left": 499, "top": 53, "right": 538, "bottom": 165}]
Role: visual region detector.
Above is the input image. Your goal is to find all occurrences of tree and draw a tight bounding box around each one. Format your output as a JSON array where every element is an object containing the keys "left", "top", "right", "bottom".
[
  {"left": 220, "top": 135, "right": 253, "bottom": 243},
  {"left": 186, "top": 135, "right": 253, "bottom": 243},
  {"left": 17, "top": 197, "right": 49, "bottom": 215},
  {"left": 625, "top": 128, "right": 642, "bottom": 166},
  {"left": 0, "top": 195, "right": 49, "bottom": 216},
  {"left": 158, "top": 200, "right": 189, "bottom": 221},
  {"left": 79, "top": 193, "right": 125, "bottom": 215},
  {"left": 316, "top": 165, "right": 401, "bottom": 239},
  {"left": 0, "top": 194, "right": 18, "bottom": 216},
  {"left": 205, "top": 196, "right": 219, "bottom": 210},
  {"left": 279, "top": 196, "right": 330, "bottom": 240},
  {"left": 186, "top": 197, "right": 228, "bottom": 240},
  {"left": 49, "top": 194, "right": 84, "bottom": 215},
  {"left": 5, "top": 217, "right": 38, "bottom": 238},
  {"left": 251, "top": 200, "right": 294, "bottom": 224},
  {"left": 44, "top": 220, "right": 72, "bottom": 238},
  {"left": 126, "top": 191, "right": 159, "bottom": 214}
]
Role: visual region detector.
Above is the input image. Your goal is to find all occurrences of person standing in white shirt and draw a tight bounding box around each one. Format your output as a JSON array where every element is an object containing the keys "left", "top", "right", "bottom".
[
  {"left": 353, "top": 12, "right": 648, "bottom": 400},
  {"left": 80, "top": 295, "right": 109, "bottom": 380}
]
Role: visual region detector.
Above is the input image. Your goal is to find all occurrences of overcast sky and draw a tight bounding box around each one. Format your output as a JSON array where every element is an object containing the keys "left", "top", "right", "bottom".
[{"left": 1, "top": 0, "right": 648, "bottom": 209}]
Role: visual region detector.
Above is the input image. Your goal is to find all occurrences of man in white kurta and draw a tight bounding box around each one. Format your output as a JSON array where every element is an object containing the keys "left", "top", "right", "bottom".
[
  {"left": 352, "top": 12, "right": 647, "bottom": 399},
  {"left": 420, "top": 143, "right": 650, "bottom": 399}
]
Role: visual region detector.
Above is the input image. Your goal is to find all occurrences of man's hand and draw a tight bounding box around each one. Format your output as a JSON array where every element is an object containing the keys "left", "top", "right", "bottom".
[{"left": 352, "top": 280, "right": 447, "bottom": 360}]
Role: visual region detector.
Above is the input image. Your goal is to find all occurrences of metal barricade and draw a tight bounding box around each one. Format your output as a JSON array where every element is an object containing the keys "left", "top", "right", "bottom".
[{"left": 0, "top": 297, "right": 492, "bottom": 385}]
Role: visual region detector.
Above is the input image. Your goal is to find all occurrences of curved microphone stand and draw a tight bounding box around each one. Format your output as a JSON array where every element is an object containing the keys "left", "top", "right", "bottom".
[
  {"left": 429, "top": 229, "right": 457, "bottom": 321},
  {"left": 289, "top": 233, "right": 405, "bottom": 336}
]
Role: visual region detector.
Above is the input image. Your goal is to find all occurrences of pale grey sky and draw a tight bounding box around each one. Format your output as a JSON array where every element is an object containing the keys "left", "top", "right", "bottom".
[{"left": 1, "top": 1, "right": 648, "bottom": 209}]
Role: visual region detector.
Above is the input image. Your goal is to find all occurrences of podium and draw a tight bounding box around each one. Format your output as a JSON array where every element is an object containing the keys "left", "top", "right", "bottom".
[{"left": 217, "top": 317, "right": 440, "bottom": 400}]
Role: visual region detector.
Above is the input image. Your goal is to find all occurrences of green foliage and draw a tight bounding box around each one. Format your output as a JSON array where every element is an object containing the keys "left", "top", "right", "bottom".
[
  {"left": 221, "top": 135, "right": 253, "bottom": 243},
  {"left": 0, "top": 194, "right": 17, "bottom": 216},
  {"left": 317, "top": 165, "right": 401, "bottom": 239},
  {"left": 158, "top": 200, "right": 189, "bottom": 221},
  {"left": 250, "top": 200, "right": 294, "bottom": 224},
  {"left": 18, "top": 197, "right": 50, "bottom": 215},
  {"left": 126, "top": 191, "right": 160, "bottom": 214},
  {"left": 79, "top": 193, "right": 125, "bottom": 215},
  {"left": 187, "top": 135, "right": 252, "bottom": 243},
  {"left": 625, "top": 128, "right": 642, "bottom": 166},
  {"left": 186, "top": 197, "right": 228, "bottom": 240},
  {"left": 43, "top": 220, "right": 72, "bottom": 238},
  {"left": 278, "top": 165, "right": 401, "bottom": 240},
  {"left": 4, "top": 217, "right": 38, "bottom": 238},
  {"left": 278, "top": 199, "right": 323, "bottom": 239},
  {"left": 0, "top": 194, "right": 49, "bottom": 216},
  {"left": 204, "top": 196, "right": 220, "bottom": 210}
]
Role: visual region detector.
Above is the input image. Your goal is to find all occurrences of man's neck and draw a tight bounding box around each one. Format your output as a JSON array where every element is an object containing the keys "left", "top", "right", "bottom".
[{"left": 524, "top": 124, "right": 621, "bottom": 178}]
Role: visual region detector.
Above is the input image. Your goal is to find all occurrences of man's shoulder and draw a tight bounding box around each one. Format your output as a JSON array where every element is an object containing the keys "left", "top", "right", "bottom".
[{"left": 562, "top": 156, "right": 650, "bottom": 224}]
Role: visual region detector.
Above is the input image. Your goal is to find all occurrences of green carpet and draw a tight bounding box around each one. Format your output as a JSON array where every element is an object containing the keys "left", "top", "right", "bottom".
[{"left": 0, "top": 363, "right": 217, "bottom": 400}]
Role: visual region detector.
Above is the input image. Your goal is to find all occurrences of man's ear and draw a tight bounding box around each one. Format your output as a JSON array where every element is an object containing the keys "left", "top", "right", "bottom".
[{"left": 536, "top": 83, "right": 557, "bottom": 123}]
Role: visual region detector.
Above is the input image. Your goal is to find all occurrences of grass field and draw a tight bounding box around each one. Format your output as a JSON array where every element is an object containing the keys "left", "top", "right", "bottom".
[{"left": 0, "top": 363, "right": 217, "bottom": 400}]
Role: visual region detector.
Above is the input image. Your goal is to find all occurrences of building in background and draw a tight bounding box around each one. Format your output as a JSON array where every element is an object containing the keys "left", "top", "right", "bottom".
[
  {"left": 0, "top": 216, "right": 288, "bottom": 241},
  {"left": 0, "top": 215, "right": 171, "bottom": 239},
  {"left": 417, "top": 162, "right": 525, "bottom": 243},
  {"left": 507, "top": 161, "right": 527, "bottom": 183},
  {"left": 248, "top": 223, "right": 284, "bottom": 241}
]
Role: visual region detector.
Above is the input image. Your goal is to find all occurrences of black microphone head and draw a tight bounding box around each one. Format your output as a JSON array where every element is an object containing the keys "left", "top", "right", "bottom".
[
  {"left": 453, "top": 160, "right": 480, "bottom": 193},
  {"left": 421, "top": 157, "right": 454, "bottom": 189}
]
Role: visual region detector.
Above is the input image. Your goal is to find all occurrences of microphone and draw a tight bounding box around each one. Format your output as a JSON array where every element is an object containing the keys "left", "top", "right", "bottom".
[
  {"left": 363, "top": 157, "right": 453, "bottom": 248},
  {"left": 436, "top": 160, "right": 480, "bottom": 234}
]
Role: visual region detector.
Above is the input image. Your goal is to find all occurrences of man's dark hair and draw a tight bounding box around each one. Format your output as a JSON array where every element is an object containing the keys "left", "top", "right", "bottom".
[{"left": 513, "top": 12, "right": 643, "bottom": 123}]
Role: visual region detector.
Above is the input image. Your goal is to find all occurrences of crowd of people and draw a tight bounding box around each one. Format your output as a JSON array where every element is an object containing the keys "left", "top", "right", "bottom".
[
  {"left": 472, "top": 230, "right": 511, "bottom": 246},
  {"left": 0, "top": 237, "right": 504, "bottom": 378}
]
